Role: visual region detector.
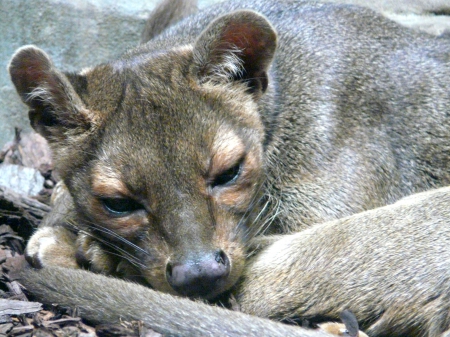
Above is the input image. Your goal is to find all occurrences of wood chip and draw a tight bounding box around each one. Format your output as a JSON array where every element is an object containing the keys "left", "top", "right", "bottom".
[
  {"left": 42, "top": 317, "right": 82, "bottom": 328},
  {"left": 0, "top": 299, "right": 42, "bottom": 316},
  {"left": 0, "top": 322, "right": 13, "bottom": 334},
  {"left": 1, "top": 130, "right": 53, "bottom": 175},
  {"left": 9, "top": 324, "right": 34, "bottom": 335}
]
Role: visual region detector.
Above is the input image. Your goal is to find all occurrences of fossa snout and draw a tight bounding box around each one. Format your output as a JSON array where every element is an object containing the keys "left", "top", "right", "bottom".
[{"left": 166, "top": 249, "right": 231, "bottom": 298}]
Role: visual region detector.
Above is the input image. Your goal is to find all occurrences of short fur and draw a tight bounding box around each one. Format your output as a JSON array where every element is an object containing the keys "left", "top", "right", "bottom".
[
  {"left": 8, "top": 0, "right": 450, "bottom": 335},
  {"left": 20, "top": 187, "right": 450, "bottom": 336}
]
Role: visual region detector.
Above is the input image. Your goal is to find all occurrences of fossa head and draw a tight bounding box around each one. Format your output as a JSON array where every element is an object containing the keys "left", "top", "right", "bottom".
[{"left": 9, "top": 10, "right": 277, "bottom": 299}]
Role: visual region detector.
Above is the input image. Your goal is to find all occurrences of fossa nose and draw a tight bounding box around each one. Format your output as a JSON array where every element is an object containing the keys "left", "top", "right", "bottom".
[{"left": 166, "top": 250, "right": 230, "bottom": 298}]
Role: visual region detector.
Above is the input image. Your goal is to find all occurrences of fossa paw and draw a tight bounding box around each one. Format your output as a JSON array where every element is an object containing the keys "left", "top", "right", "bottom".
[
  {"left": 25, "top": 226, "right": 79, "bottom": 269},
  {"left": 75, "top": 233, "right": 119, "bottom": 274}
]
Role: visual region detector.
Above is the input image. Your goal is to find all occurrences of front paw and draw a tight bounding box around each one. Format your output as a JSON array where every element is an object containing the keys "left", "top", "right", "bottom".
[
  {"left": 25, "top": 226, "right": 79, "bottom": 269},
  {"left": 76, "top": 233, "right": 119, "bottom": 274}
]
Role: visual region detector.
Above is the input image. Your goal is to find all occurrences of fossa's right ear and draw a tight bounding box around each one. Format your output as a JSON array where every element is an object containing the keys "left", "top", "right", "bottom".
[{"left": 8, "top": 46, "right": 95, "bottom": 143}]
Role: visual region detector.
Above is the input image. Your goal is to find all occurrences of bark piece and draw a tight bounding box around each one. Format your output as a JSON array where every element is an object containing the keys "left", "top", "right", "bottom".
[
  {"left": 0, "top": 299, "right": 42, "bottom": 316},
  {"left": 0, "top": 186, "right": 51, "bottom": 237},
  {"left": 1, "top": 129, "right": 53, "bottom": 176}
]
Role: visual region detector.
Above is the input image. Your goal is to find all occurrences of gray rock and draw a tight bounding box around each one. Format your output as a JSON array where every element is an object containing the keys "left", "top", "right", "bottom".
[{"left": 0, "top": 164, "right": 45, "bottom": 197}]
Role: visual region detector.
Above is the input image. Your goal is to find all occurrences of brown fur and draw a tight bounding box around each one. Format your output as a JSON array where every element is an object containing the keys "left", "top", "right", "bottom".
[
  {"left": 237, "top": 187, "right": 450, "bottom": 336},
  {"left": 19, "top": 186, "right": 450, "bottom": 336},
  {"left": 8, "top": 0, "right": 450, "bottom": 335}
]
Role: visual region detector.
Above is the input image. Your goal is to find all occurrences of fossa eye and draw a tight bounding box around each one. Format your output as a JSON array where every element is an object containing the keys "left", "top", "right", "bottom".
[
  {"left": 101, "top": 197, "right": 144, "bottom": 216},
  {"left": 211, "top": 161, "right": 242, "bottom": 188}
]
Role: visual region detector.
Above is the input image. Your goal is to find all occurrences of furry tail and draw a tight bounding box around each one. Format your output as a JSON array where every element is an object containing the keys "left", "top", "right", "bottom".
[
  {"left": 19, "top": 266, "right": 330, "bottom": 337},
  {"left": 141, "top": 0, "right": 198, "bottom": 43}
]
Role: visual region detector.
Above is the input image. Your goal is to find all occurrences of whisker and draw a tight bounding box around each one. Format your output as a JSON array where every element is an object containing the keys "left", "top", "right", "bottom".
[
  {"left": 259, "top": 194, "right": 282, "bottom": 231},
  {"left": 233, "top": 175, "right": 271, "bottom": 240},
  {"left": 247, "top": 197, "right": 271, "bottom": 236},
  {"left": 64, "top": 220, "right": 149, "bottom": 270},
  {"left": 254, "top": 198, "right": 283, "bottom": 237},
  {"left": 78, "top": 229, "right": 148, "bottom": 270},
  {"left": 70, "top": 218, "right": 152, "bottom": 258}
]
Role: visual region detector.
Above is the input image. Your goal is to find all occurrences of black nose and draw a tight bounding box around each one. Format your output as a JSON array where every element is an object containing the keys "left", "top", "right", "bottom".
[{"left": 166, "top": 250, "right": 230, "bottom": 298}]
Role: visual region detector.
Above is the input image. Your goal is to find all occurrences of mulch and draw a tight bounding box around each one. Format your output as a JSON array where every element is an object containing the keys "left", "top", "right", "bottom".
[{"left": 0, "top": 129, "right": 150, "bottom": 337}]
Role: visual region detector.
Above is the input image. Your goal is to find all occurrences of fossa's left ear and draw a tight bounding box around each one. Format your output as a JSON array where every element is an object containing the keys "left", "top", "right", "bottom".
[{"left": 192, "top": 10, "right": 277, "bottom": 98}]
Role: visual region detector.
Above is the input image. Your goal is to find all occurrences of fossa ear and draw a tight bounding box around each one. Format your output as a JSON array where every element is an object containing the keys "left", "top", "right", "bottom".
[
  {"left": 8, "top": 46, "right": 93, "bottom": 143},
  {"left": 192, "top": 10, "right": 277, "bottom": 97}
]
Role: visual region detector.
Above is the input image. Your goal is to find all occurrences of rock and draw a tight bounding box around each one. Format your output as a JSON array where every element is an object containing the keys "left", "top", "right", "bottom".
[{"left": 0, "top": 164, "right": 44, "bottom": 197}]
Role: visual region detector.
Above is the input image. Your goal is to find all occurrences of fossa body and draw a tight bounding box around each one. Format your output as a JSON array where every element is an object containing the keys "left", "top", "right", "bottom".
[
  {"left": 21, "top": 187, "right": 450, "bottom": 336},
  {"left": 8, "top": 0, "right": 450, "bottom": 335}
]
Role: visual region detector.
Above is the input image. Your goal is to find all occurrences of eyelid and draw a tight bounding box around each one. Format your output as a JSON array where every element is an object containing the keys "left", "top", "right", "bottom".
[
  {"left": 99, "top": 196, "right": 145, "bottom": 216},
  {"left": 92, "top": 191, "right": 128, "bottom": 199},
  {"left": 210, "top": 156, "right": 245, "bottom": 188}
]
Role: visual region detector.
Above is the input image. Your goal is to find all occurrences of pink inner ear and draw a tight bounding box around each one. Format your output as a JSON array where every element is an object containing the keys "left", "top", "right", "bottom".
[
  {"left": 21, "top": 54, "right": 49, "bottom": 87},
  {"left": 23, "top": 58, "right": 50, "bottom": 87},
  {"left": 220, "top": 22, "right": 269, "bottom": 63},
  {"left": 10, "top": 48, "right": 53, "bottom": 95}
]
